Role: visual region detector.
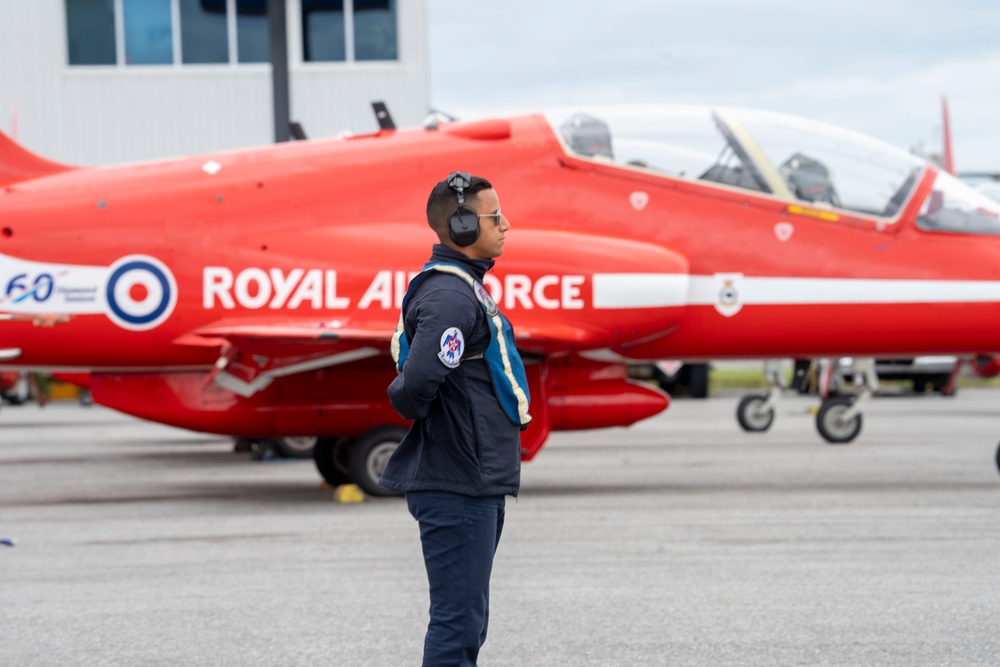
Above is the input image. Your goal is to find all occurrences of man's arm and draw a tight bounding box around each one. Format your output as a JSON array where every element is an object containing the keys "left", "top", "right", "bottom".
[{"left": 388, "top": 284, "right": 479, "bottom": 419}]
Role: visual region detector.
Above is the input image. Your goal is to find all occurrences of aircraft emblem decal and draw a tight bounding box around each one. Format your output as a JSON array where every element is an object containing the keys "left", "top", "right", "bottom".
[
  {"left": 630, "top": 191, "right": 649, "bottom": 211},
  {"left": 714, "top": 273, "right": 744, "bottom": 317},
  {"left": 438, "top": 327, "right": 464, "bottom": 368},
  {"left": 774, "top": 222, "right": 794, "bottom": 242},
  {"left": 104, "top": 255, "right": 178, "bottom": 331},
  {"left": 0, "top": 251, "right": 176, "bottom": 331}
]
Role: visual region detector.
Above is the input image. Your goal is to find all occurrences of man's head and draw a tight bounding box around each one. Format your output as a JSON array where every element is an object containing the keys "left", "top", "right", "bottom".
[{"left": 426, "top": 173, "right": 510, "bottom": 260}]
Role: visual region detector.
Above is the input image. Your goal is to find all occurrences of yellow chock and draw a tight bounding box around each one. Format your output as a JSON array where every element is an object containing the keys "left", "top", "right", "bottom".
[
  {"left": 807, "top": 405, "right": 819, "bottom": 415},
  {"left": 333, "top": 484, "right": 366, "bottom": 503}
]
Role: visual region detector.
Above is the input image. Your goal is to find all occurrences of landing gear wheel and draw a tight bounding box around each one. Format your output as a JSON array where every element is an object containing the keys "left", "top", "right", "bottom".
[
  {"left": 313, "top": 437, "right": 352, "bottom": 487},
  {"left": 995, "top": 441, "right": 1000, "bottom": 475},
  {"left": 816, "top": 396, "right": 862, "bottom": 444},
  {"left": 687, "top": 363, "right": 710, "bottom": 399},
  {"left": 736, "top": 394, "right": 774, "bottom": 432},
  {"left": 349, "top": 426, "right": 407, "bottom": 497},
  {"left": 270, "top": 436, "right": 318, "bottom": 459}
]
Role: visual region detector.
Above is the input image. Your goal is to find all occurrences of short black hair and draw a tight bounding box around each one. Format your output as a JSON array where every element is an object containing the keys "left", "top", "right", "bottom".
[{"left": 426, "top": 174, "right": 493, "bottom": 240}]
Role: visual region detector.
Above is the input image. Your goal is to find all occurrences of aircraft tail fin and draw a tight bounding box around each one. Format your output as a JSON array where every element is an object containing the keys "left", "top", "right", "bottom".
[
  {"left": 941, "top": 96, "right": 956, "bottom": 175},
  {"left": 0, "top": 129, "right": 75, "bottom": 187}
]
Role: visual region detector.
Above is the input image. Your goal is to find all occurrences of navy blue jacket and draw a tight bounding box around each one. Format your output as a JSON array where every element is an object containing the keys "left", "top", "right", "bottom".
[{"left": 380, "top": 245, "right": 521, "bottom": 497}]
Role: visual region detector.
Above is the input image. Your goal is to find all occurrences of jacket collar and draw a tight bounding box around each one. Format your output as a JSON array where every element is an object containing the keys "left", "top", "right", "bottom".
[{"left": 428, "top": 244, "right": 495, "bottom": 282}]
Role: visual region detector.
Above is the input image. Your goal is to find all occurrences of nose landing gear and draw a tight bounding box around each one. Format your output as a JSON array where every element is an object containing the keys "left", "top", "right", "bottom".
[
  {"left": 736, "top": 393, "right": 775, "bottom": 432},
  {"left": 815, "top": 395, "right": 863, "bottom": 444},
  {"left": 736, "top": 358, "right": 875, "bottom": 444}
]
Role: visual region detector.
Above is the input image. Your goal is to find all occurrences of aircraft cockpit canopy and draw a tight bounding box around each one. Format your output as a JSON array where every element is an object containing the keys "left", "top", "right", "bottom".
[
  {"left": 916, "top": 170, "right": 1000, "bottom": 235},
  {"left": 546, "top": 106, "right": 929, "bottom": 221}
]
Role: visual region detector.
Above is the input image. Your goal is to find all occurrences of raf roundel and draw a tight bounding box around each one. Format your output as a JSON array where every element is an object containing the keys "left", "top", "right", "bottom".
[
  {"left": 437, "top": 327, "right": 464, "bottom": 369},
  {"left": 104, "top": 255, "right": 178, "bottom": 331}
]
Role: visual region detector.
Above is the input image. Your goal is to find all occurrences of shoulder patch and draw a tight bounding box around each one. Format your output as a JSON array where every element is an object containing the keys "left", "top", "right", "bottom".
[
  {"left": 474, "top": 281, "right": 499, "bottom": 317},
  {"left": 437, "top": 327, "right": 465, "bottom": 368}
]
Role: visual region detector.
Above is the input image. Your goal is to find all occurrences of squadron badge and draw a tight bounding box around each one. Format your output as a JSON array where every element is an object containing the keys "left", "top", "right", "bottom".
[
  {"left": 713, "top": 272, "right": 744, "bottom": 317},
  {"left": 473, "top": 281, "right": 499, "bottom": 317},
  {"left": 438, "top": 327, "right": 465, "bottom": 368}
]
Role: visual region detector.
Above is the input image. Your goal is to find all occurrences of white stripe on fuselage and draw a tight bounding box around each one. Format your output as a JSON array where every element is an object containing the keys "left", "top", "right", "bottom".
[
  {"left": 592, "top": 273, "right": 1000, "bottom": 309},
  {"left": 592, "top": 273, "right": 689, "bottom": 308},
  {"left": 689, "top": 275, "right": 1000, "bottom": 305}
]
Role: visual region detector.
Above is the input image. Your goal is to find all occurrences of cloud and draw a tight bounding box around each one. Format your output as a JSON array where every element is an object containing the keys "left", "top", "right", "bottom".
[
  {"left": 428, "top": 1, "right": 1000, "bottom": 167},
  {"left": 735, "top": 53, "right": 1000, "bottom": 170}
]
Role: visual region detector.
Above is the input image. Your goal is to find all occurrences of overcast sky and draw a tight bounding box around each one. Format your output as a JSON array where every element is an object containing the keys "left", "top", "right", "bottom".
[{"left": 427, "top": 0, "right": 1000, "bottom": 170}]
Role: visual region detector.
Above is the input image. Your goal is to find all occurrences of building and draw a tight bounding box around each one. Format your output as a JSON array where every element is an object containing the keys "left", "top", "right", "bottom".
[{"left": 0, "top": 0, "right": 428, "bottom": 165}]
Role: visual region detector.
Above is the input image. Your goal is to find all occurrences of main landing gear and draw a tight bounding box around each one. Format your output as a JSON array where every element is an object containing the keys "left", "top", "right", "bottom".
[
  {"left": 736, "top": 358, "right": 876, "bottom": 445},
  {"left": 313, "top": 425, "right": 407, "bottom": 497},
  {"left": 238, "top": 426, "right": 406, "bottom": 496}
]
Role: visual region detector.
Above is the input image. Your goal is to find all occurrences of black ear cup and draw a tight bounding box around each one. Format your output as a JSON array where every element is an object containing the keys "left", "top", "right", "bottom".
[
  {"left": 446, "top": 171, "right": 480, "bottom": 247},
  {"left": 449, "top": 206, "right": 480, "bottom": 246}
]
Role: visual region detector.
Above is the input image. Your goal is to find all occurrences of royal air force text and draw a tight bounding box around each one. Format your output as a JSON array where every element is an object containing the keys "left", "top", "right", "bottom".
[{"left": 204, "top": 268, "right": 587, "bottom": 311}]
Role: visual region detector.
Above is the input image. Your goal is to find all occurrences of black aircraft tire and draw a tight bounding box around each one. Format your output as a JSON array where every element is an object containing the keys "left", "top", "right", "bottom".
[
  {"left": 816, "top": 396, "right": 862, "bottom": 444},
  {"left": 995, "top": 441, "right": 1000, "bottom": 475},
  {"left": 736, "top": 394, "right": 774, "bottom": 432},
  {"left": 348, "top": 426, "right": 407, "bottom": 497},
  {"left": 313, "top": 437, "right": 352, "bottom": 487},
  {"left": 688, "top": 364, "right": 710, "bottom": 399}
]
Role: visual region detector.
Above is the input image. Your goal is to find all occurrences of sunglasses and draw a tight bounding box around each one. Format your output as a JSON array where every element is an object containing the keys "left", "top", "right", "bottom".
[{"left": 477, "top": 209, "right": 502, "bottom": 226}]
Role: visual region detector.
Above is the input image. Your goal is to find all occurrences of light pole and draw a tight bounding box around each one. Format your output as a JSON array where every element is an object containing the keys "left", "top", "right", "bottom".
[{"left": 268, "top": 0, "right": 290, "bottom": 143}]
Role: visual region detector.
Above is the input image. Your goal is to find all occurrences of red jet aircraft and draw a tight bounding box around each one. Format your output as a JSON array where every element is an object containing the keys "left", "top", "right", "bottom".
[{"left": 3, "top": 104, "right": 1000, "bottom": 493}]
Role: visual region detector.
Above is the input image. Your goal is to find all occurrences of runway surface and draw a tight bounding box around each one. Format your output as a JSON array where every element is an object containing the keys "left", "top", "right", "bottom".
[{"left": 2, "top": 390, "right": 999, "bottom": 666}]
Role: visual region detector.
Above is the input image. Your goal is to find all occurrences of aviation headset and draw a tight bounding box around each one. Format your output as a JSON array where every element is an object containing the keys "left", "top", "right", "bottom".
[{"left": 446, "top": 171, "right": 481, "bottom": 247}]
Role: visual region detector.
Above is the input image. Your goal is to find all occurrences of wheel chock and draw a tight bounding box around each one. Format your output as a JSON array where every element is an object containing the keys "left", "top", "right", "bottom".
[{"left": 333, "top": 484, "right": 366, "bottom": 503}]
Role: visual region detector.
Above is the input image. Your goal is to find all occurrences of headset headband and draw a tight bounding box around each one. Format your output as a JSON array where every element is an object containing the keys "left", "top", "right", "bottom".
[{"left": 447, "top": 171, "right": 472, "bottom": 205}]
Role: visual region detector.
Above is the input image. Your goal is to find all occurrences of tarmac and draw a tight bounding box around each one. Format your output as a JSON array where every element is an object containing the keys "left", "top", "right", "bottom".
[{"left": 2, "top": 389, "right": 999, "bottom": 666}]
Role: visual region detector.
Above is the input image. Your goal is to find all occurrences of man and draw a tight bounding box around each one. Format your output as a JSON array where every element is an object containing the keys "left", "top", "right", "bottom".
[{"left": 381, "top": 172, "right": 531, "bottom": 666}]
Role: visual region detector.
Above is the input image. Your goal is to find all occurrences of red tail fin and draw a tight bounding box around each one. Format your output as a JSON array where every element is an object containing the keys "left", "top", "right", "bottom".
[
  {"left": 941, "top": 96, "right": 956, "bottom": 175},
  {"left": 0, "top": 130, "right": 74, "bottom": 187}
]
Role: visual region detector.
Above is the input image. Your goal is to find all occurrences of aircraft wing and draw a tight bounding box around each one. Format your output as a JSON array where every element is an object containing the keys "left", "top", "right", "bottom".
[
  {"left": 176, "top": 316, "right": 396, "bottom": 348},
  {"left": 513, "top": 322, "right": 642, "bottom": 355},
  {"left": 174, "top": 313, "right": 649, "bottom": 396},
  {"left": 174, "top": 316, "right": 397, "bottom": 398},
  {"left": 180, "top": 317, "right": 616, "bottom": 353}
]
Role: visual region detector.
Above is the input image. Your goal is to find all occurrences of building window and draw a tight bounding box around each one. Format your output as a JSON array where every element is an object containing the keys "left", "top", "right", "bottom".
[
  {"left": 66, "top": 0, "right": 116, "bottom": 65},
  {"left": 179, "top": 0, "right": 228, "bottom": 64},
  {"left": 302, "top": 0, "right": 397, "bottom": 62},
  {"left": 353, "top": 0, "right": 396, "bottom": 61},
  {"left": 65, "top": 0, "right": 270, "bottom": 66},
  {"left": 123, "top": 0, "right": 174, "bottom": 65},
  {"left": 235, "top": 1, "right": 270, "bottom": 63},
  {"left": 302, "top": 0, "right": 345, "bottom": 62},
  {"left": 66, "top": 0, "right": 396, "bottom": 66}
]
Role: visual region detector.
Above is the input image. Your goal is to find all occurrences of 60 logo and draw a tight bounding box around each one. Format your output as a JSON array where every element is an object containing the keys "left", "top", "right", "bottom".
[{"left": 6, "top": 273, "right": 55, "bottom": 303}]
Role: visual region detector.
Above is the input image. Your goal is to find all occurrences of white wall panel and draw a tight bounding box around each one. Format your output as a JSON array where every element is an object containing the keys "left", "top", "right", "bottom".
[
  {"left": 0, "top": 0, "right": 66, "bottom": 159},
  {"left": 0, "top": 0, "right": 428, "bottom": 166},
  {"left": 60, "top": 69, "right": 274, "bottom": 164}
]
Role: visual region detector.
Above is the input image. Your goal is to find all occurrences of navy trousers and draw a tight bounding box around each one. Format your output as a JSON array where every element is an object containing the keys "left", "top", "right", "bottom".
[{"left": 406, "top": 491, "right": 506, "bottom": 667}]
